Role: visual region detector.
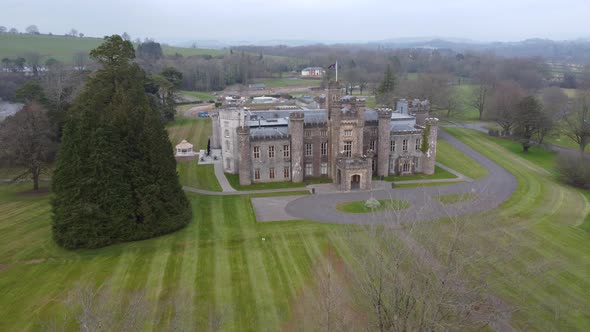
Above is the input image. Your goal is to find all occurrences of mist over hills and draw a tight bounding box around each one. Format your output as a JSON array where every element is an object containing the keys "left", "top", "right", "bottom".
[{"left": 173, "top": 37, "right": 590, "bottom": 63}]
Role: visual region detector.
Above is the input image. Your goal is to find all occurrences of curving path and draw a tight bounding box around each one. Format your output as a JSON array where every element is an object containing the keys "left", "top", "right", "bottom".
[{"left": 284, "top": 130, "right": 517, "bottom": 224}]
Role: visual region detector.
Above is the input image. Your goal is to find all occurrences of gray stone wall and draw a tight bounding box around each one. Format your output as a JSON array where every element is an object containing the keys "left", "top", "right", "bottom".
[
  {"left": 237, "top": 126, "right": 251, "bottom": 185},
  {"left": 218, "top": 109, "right": 242, "bottom": 173},
  {"left": 250, "top": 138, "right": 292, "bottom": 183},
  {"left": 389, "top": 132, "right": 425, "bottom": 175},
  {"left": 210, "top": 111, "right": 221, "bottom": 149},
  {"left": 289, "top": 112, "right": 304, "bottom": 183},
  {"left": 377, "top": 109, "right": 392, "bottom": 177},
  {"left": 421, "top": 118, "right": 439, "bottom": 175},
  {"left": 302, "top": 125, "right": 330, "bottom": 178}
]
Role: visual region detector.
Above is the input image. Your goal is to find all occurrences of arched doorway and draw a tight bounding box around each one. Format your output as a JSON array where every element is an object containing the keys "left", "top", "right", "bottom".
[{"left": 351, "top": 174, "right": 361, "bottom": 190}]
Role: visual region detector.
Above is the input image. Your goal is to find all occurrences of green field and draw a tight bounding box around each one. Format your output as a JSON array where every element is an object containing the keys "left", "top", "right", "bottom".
[
  {"left": 180, "top": 90, "right": 217, "bottom": 101},
  {"left": 440, "top": 128, "right": 590, "bottom": 330},
  {"left": 1, "top": 111, "right": 589, "bottom": 330},
  {"left": 166, "top": 116, "right": 221, "bottom": 192},
  {"left": 0, "top": 34, "right": 223, "bottom": 63},
  {"left": 436, "top": 138, "right": 489, "bottom": 179},
  {"left": 335, "top": 199, "right": 411, "bottom": 213}
]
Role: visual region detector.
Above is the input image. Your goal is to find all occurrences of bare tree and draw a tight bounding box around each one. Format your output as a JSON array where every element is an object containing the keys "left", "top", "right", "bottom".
[
  {"left": 490, "top": 80, "right": 525, "bottom": 135},
  {"left": 68, "top": 28, "right": 78, "bottom": 37},
  {"left": 563, "top": 91, "right": 590, "bottom": 153},
  {"left": 122, "top": 32, "right": 131, "bottom": 41},
  {"left": 23, "top": 51, "right": 43, "bottom": 77},
  {"left": 0, "top": 26, "right": 7, "bottom": 33},
  {"left": 471, "top": 69, "right": 496, "bottom": 120},
  {"left": 25, "top": 24, "right": 39, "bottom": 34},
  {"left": 44, "top": 281, "right": 225, "bottom": 331},
  {"left": 9, "top": 27, "right": 18, "bottom": 34},
  {"left": 0, "top": 103, "right": 55, "bottom": 190},
  {"left": 73, "top": 51, "right": 89, "bottom": 70},
  {"left": 538, "top": 87, "right": 568, "bottom": 143}
]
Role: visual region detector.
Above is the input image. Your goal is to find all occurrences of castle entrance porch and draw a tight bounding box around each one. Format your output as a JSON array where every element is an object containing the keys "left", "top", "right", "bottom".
[{"left": 350, "top": 174, "right": 361, "bottom": 190}]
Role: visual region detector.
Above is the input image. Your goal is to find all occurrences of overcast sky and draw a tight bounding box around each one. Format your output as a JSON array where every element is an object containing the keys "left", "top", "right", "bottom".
[{"left": 2, "top": 0, "right": 589, "bottom": 44}]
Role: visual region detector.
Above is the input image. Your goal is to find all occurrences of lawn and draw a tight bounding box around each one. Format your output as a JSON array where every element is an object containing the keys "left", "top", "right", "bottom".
[
  {"left": 166, "top": 115, "right": 222, "bottom": 192},
  {"left": 225, "top": 173, "right": 334, "bottom": 191},
  {"left": 0, "top": 34, "right": 222, "bottom": 63},
  {"left": 545, "top": 134, "right": 588, "bottom": 152},
  {"left": 436, "top": 128, "right": 590, "bottom": 330},
  {"left": 380, "top": 165, "right": 457, "bottom": 182},
  {"left": 336, "top": 199, "right": 411, "bottom": 213},
  {"left": 0, "top": 183, "right": 343, "bottom": 331},
  {"left": 253, "top": 78, "right": 322, "bottom": 88},
  {"left": 180, "top": 90, "right": 217, "bottom": 102},
  {"left": 436, "top": 138, "right": 489, "bottom": 179}
]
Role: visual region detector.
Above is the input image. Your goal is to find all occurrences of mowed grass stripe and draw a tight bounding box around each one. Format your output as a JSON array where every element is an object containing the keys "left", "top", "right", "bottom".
[
  {"left": 444, "top": 128, "right": 590, "bottom": 330},
  {"left": 143, "top": 240, "right": 174, "bottom": 331},
  {"left": 176, "top": 196, "right": 202, "bottom": 329},
  {"left": 225, "top": 196, "right": 267, "bottom": 331}
]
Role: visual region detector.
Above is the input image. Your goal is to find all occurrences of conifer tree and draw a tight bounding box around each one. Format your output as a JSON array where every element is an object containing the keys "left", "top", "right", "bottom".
[
  {"left": 376, "top": 64, "right": 396, "bottom": 106},
  {"left": 52, "top": 35, "right": 191, "bottom": 249}
]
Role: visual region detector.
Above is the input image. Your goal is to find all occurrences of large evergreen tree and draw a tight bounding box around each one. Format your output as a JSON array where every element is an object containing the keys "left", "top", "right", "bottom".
[
  {"left": 376, "top": 64, "right": 396, "bottom": 106},
  {"left": 52, "top": 35, "right": 191, "bottom": 249}
]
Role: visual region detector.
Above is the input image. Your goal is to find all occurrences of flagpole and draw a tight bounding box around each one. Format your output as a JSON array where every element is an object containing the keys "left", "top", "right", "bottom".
[{"left": 335, "top": 61, "right": 338, "bottom": 82}]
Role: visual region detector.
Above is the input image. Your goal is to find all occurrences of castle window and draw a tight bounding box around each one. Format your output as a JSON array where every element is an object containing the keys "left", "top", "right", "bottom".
[
  {"left": 305, "top": 163, "right": 313, "bottom": 176},
  {"left": 269, "top": 167, "right": 275, "bottom": 179},
  {"left": 390, "top": 140, "right": 396, "bottom": 152},
  {"left": 283, "top": 166, "right": 290, "bottom": 178},
  {"left": 344, "top": 130, "right": 352, "bottom": 137},
  {"left": 253, "top": 146, "right": 260, "bottom": 159},
  {"left": 320, "top": 130, "right": 327, "bottom": 137},
  {"left": 224, "top": 129, "right": 230, "bottom": 138},
  {"left": 305, "top": 130, "right": 312, "bottom": 137},
  {"left": 321, "top": 162, "right": 328, "bottom": 175},
  {"left": 321, "top": 142, "right": 328, "bottom": 156},
  {"left": 254, "top": 168, "right": 261, "bottom": 180},
  {"left": 343, "top": 141, "right": 352, "bottom": 157},
  {"left": 268, "top": 145, "right": 275, "bottom": 158},
  {"left": 402, "top": 139, "right": 408, "bottom": 152},
  {"left": 283, "top": 144, "right": 290, "bottom": 158},
  {"left": 370, "top": 140, "right": 376, "bottom": 151},
  {"left": 225, "top": 140, "right": 230, "bottom": 151},
  {"left": 305, "top": 143, "right": 313, "bottom": 157},
  {"left": 415, "top": 138, "right": 421, "bottom": 151}
]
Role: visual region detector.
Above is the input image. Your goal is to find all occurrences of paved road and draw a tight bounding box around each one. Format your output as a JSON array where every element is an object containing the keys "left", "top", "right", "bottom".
[{"left": 283, "top": 130, "right": 517, "bottom": 224}]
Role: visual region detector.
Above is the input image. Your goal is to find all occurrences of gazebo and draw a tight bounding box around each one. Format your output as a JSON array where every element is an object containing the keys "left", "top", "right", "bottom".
[{"left": 175, "top": 139, "right": 196, "bottom": 160}]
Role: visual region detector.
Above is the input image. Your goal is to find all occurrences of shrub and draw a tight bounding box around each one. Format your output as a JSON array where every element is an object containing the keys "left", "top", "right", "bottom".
[{"left": 556, "top": 152, "right": 590, "bottom": 189}]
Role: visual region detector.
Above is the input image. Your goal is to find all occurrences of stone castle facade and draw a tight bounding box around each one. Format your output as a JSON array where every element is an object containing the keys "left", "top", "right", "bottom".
[{"left": 210, "top": 82, "right": 439, "bottom": 191}]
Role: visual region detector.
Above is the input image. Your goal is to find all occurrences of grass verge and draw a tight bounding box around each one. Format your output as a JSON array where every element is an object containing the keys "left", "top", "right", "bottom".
[{"left": 336, "top": 199, "right": 411, "bottom": 213}]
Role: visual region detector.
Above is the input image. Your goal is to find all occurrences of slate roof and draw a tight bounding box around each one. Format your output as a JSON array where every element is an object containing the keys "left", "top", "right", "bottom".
[{"left": 249, "top": 127, "right": 289, "bottom": 140}]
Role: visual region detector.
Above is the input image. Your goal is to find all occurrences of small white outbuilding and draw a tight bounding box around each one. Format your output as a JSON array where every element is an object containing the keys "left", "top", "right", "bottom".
[{"left": 175, "top": 139, "right": 196, "bottom": 158}]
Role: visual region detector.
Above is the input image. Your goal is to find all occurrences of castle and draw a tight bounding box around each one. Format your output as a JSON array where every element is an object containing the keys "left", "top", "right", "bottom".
[{"left": 210, "top": 82, "right": 439, "bottom": 191}]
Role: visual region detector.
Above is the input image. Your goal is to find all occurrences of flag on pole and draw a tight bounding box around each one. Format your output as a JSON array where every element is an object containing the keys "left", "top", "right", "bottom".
[{"left": 327, "top": 62, "right": 338, "bottom": 81}]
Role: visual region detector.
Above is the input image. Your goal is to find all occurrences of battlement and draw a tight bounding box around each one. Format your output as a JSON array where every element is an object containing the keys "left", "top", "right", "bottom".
[
  {"left": 336, "top": 155, "right": 372, "bottom": 170},
  {"left": 289, "top": 112, "right": 304, "bottom": 121},
  {"left": 425, "top": 117, "right": 439, "bottom": 126}
]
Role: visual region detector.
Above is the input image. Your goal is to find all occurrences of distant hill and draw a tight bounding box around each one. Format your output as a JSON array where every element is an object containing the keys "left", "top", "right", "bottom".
[
  {"left": 0, "top": 33, "right": 225, "bottom": 63},
  {"left": 369, "top": 38, "right": 590, "bottom": 63}
]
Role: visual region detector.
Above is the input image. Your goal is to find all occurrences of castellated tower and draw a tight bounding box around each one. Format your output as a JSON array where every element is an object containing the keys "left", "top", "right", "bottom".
[
  {"left": 326, "top": 82, "right": 342, "bottom": 179},
  {"left": 410, "top": 99, "right": 430, "bottom": 126},
  {"left": 421, "top": 118, "right": 439, "bottom": 175},
  {"left": 210, "top": 111, "right": 221, "bottom": 149},
  {"left": 377, "top": 108, "right": 392, "bottom": 177},
  {"left": 289, "top": 112, "right": 304, "bottom": 183},
  {"left": 237, "top": 126, "right": 251, "bottom": 185}
]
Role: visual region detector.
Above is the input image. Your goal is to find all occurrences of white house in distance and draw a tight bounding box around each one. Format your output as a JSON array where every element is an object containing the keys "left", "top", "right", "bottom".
[
  {"left": 175, "top": 139, "right": 196, "bottom": 160},
  {"left": 301, "top": 67, "right": 325, "bottom": 78}
]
